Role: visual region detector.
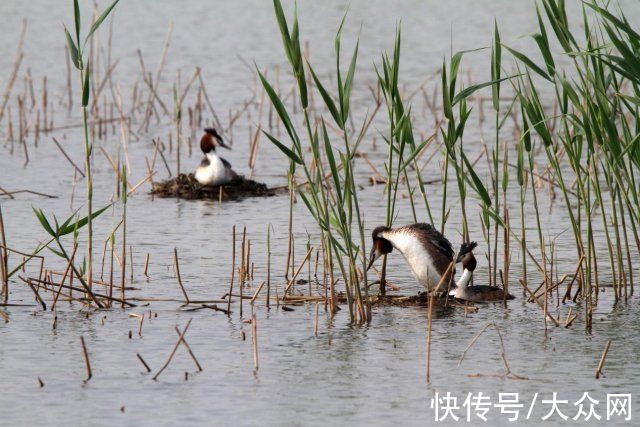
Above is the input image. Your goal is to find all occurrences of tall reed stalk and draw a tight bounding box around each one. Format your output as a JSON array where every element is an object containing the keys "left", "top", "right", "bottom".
[{"left": 64, "top": 0, "right": 121, "bottom": 290}]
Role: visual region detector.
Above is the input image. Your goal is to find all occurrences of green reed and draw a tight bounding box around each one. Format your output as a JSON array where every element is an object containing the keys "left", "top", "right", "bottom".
[
  {"left": 63, "top": 0, "right": 121, "bottom": 290},
  {"left": 498, "top": 0, "right": 640, "bottom": 330},
  {"left": 258, "top": 0, "right": 639, "bottom": 328},
  {"left": 260, "top": 0, "right": 370, "bottom": 322},
  {"left": 375, "top": 26, "right": 433, "bottom": 296},
  {"left": 11, "top": 0, "right": 121, "bottom": 306}
]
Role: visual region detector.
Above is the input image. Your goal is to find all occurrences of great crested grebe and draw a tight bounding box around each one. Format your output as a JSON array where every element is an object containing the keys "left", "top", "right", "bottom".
[
  {"left": 194, "top": 128, "right": 237, "bottom": 186},
  {"left": 367, "top": 223, "right": 456, "bottom": 291},
  {"left": 448, "top": 241, "right": 515, "bottom": 302}
]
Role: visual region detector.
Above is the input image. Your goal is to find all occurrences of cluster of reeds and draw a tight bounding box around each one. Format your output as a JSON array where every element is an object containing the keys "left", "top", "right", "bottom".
[
  {"left": 259, "top": 1, "right": 377, "bottom": 323},
  {"left": 256, "top": 0, "right": 640, "bottom": 330},
  {"left": 502, "top": 0, "right": 640, "bottom": 330}
]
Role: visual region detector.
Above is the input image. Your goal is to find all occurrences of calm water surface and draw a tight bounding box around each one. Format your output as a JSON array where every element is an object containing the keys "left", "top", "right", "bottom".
[{"left": 1, "top": 1, "right": 639, "bottom": 425}]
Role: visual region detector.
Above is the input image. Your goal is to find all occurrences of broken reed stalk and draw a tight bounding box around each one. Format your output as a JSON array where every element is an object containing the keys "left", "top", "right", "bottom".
[
  {"left": 240, "top": 226, "right": 246, "bottom": 318},
  {"left": 281, "top": 247, "right": 313, "bottom": 298},
  {"left": 80, "top": 336, "right": 92, "bottom": 382},
  {"left": 121, "top": 165, "right": 127, "bottom": 308},
  {"left": 136, "top": 353, "right": 151, "bottom": 372},
  {"left": 266, "top": 224, "right": 271, "bottom": 308},
  {"left": 518, "top": 279, "right": 559, "bottom": 327},
  {"left": 18, "top": 275, "right": 46, "bottom": 310},
  {"left": 108, "top": 234, "right": 115, "bottom": 302},
  {"left": 0, "top": 18, "right": 26, "bottom": 124},
  {"left": 562, "top": 255, "right": 585, "bottom": 304},
  {"left": 426, "top": 262, "right": 454, "bottom": 383},
  {"left": 458, "top": 322, "right": 527, "bottom": 380},
  {"left": 174, "top": 326, "right": 203, "bottom": 372},
  {"left": 52, "top": 137, "right": 85, "bottom": 177},
  {"left": 173, "top": 247, "right": 190, "bottom": 303},
  {"left": 143, "top": 252, "right": 150, "bottom": 277},
  {"left": 227, "top": 225, "right": 235, "bottom": 315},
  {"left": 595, "top": 340, "right": 612, "bottom": 379},
  {"left": 28, "top": 276, "right": 136, "bottom": 307},
  {"left": 0, "top": 206, "right": 8, "bottom": 303},
  {"left": 314, "top": 302, "right": 319, "bottom": 337},
  {"left": 251, "top": 313, "right": 259, "bottom": 371},
  {"left": 249, "top": 281, "right": 266, "bottom": 305},
  {"left": 51, "top": 243, "right": 78, "bottom": 310},
  {"left": 541, "top": 236, "right": 548, "bottom": 337},
  {"left": 153, "top": 319, "right": 192, "bottom": 381}
]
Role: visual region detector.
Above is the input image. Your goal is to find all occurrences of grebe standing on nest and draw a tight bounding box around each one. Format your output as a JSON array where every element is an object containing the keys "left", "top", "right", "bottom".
[
  {"left": 194, "top": 128, "right": 237, "bottom": 186},
  {"left": 367, "top": 223, "right": 456, "bottom": 291}
]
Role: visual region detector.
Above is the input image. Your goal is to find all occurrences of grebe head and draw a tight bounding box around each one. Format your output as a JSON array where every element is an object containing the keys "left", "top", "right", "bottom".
[
  {"left": 201, "top": 128, "right": 230, "bottom": 153},
  {"left": 451, "top": 241, "right": 477, "bottom": 289},
  {"left": 456, "top": 241, "right": 477, "bottom": 271},
  {"left": 367, "top": 226, "right": 393, "bottom": 270}
]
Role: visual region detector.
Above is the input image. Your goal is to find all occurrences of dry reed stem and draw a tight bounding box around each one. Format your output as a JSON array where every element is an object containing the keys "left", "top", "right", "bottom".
[
  {"left": 28, "top": 276, "right": 135, "bottom": 307},
  {"left": 595, "top": 340, "right": 612, "bottom": 379},
  {"left": 153, "top": 319, "right": 192, "bottom": 381},
  {"left": 251, "top": 314, "right": 259, "bottom": 371},
  {"left": 17, "top": 276, "right": 46, "bottom": 310},
  {"left": 283, "top": 247, "right": 314, "bottom": 298},
  {"left": 227, "top": 225, "right": 236, "bottom": 315},
  {"left": 143, "top": 252, "right": 150, "bottom": 277},
  {"left": 458, "top": 322, "right": 527, "bottom": 380},
  {"left": 52, "top": 137, "right": 85, "bottom": 177},
  {"left": 51, "top": 243, "right": 78, "bottom": 310},
  {"left": 0, "top": 206, "right": 8, "bottom": 303},
  {"left": 137, "top": 353, "right": 151, "bottom": 372},
  {"left": 249, "top": 281, "right": 266, "bottom": 305},
  {"left": 173, "top": 247, "right": 190, "bottom": 303},
  {"left": 426, "top": 262, "right": 454, "bottom": 382},
  {"left": 0, "top": 19, "right": 26, "bottom": 123},
  {"left": 174, "top": 326, "right": 203, "bottom": 372},
  {"left": 518, "top": 279, "right": 559, "bottom": 327},
  {"left": 80, "top": 336, "right": 92, "bottom": 382}
]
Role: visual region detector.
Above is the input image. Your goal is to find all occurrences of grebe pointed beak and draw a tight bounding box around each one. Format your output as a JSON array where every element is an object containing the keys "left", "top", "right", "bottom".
[
  {"left": 216, "top": 136, "right": 231, "bottom": 150},
  {"left": 367, "top": 247, "right": 380, "bottom": 271}
]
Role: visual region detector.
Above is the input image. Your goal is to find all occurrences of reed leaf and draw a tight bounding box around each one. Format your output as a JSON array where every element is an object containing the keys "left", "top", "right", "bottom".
[
  {"left": 308, "top": 64, "right": 342, "bottom": 128},
  {"left": 262, "top": 131, "right": 302, "bottom": 165},
  {"left": 452, "top": 75, "right": 517, "bottom": 106},
  {"left": 73, "top": 0, "right": 81, "bottom": 44},
  {"left": 257, "top": 67, "right": 298, "bottom": 146},
  {"left": 82, "top": 64, "right": 90, "bottom": 107},
  {"left": 460, "top": 151, "right": 491, "bottom": 206},
  {"left": 64, "top": 27, "right": 80, "bottom": 69},
  {"left": 85, "top": 0, "right": 121, "bottom": 46},
  {"left": 503, "top": 46, "right": 551, "bottom": 81}
]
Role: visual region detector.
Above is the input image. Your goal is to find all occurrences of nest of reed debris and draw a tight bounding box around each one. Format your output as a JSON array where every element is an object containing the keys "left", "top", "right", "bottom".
[{"left": 151, "top": 173, "right": 283, "bottom": 201}]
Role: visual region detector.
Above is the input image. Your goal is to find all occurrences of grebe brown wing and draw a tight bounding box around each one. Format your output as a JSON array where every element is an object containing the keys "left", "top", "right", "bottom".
[{"left": 401, "top": 223, "right": 454, "bottom": 276}]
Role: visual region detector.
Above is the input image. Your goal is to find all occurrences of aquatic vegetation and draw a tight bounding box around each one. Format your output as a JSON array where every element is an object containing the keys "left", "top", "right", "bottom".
[
  {"left": 256, "top": 0, "right": 640, "bottom": 329},
  {"left": 259, "top": 0, "right": 375, "bottom": 322},
  {"left": 61, "top": 0, "right": 121, "bottom": 291}
]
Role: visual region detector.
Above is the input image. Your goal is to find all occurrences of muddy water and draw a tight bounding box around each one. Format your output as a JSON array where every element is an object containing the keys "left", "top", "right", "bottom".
[{"left": 1, "top": 1, "right": 640, "bottom": 425}]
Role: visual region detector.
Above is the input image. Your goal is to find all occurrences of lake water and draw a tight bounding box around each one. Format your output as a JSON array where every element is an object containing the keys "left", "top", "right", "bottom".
[{"left": 1, "top": 1, "right": 639, "bottom": 425}]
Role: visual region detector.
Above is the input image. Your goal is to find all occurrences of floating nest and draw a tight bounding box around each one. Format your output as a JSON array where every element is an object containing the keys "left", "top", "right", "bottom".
[{"left": 151, "top": 173, "right": 284, "bottom": 201}]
